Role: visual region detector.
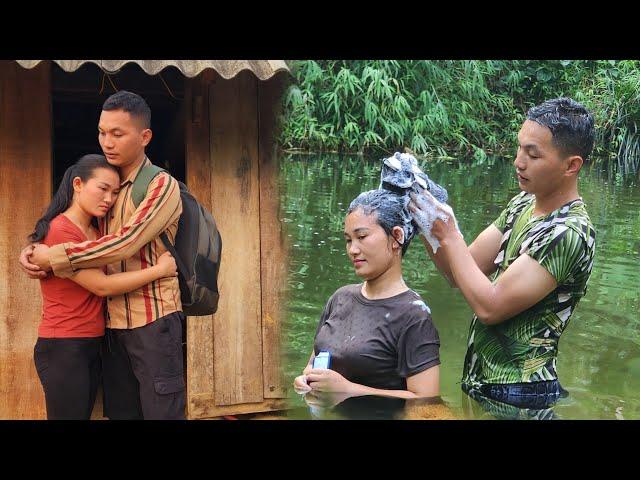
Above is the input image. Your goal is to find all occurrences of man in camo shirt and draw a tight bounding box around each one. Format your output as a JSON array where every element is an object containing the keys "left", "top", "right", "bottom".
[{"left": 410, "top": 98, "right": 596, "bottom": 412}]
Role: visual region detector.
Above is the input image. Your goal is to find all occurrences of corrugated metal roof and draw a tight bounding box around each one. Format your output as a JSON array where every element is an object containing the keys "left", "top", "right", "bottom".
[{"left": 15, "top": 60, "right": 290, "bottom": 80}]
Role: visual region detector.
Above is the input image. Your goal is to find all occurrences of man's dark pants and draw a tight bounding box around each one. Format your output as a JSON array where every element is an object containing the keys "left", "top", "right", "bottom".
[{"left": 102, "top": 311, "right": 186, "bottom": 420}]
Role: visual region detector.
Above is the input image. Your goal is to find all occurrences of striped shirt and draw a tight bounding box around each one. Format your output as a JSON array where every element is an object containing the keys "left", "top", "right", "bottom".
[{"left": 49, "top": 157, "right": 183, "bottom": 329}]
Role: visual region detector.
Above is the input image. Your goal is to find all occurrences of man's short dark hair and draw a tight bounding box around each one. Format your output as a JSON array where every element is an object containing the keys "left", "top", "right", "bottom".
[
  {"left": 102, "top": 90, "right": 151, "bottom": 129},
  {"left": 527, "top": 97, "right": 595, "bottom": 161}
]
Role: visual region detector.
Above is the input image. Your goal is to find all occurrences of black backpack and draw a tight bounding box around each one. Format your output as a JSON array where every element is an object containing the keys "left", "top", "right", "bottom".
[{"left": 132, "top": 165, "right": 222, "bottom": 316}]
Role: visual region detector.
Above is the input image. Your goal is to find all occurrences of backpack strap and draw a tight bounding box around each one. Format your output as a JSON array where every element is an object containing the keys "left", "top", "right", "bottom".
[
  {"left": 159, "top": 231, "right": 189, "bottom": 284},
  {"left": 131, "top": 165, "right": 189, "bottom": 283},
  {"left": 131, "top": 164, "right": 166, "bottom": 209}
]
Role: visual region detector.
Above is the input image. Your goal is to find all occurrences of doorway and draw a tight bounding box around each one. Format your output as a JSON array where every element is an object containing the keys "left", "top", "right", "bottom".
[{"left": 51, "top": 62, "right": 186, "bottom": 190}]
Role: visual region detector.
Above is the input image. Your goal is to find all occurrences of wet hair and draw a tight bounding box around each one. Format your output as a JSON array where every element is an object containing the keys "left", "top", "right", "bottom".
[
  {"left": 28, "top": 154, "right": 118, "bottom": 242},
  {"left": 347, "top": 189, "right": 415, "bottom": 256},
  {"left": 526, "top": 97, "right": 595, "bottom": 161},
  {"left": 102, "top": 90, "right": 151, "bottom": 129}
]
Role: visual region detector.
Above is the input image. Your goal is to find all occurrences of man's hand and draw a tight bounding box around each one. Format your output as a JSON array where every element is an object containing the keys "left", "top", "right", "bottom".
[
  {"left": 30, "top": 244, "right": 52, "bottom": 272},
  {"left": 19, "top": 244, "right": 47, "bottom": 279},
  {"left": 430, "top": 210, "right": 462, "bottom": 245},
  {"left": 409, "top": 191, "right": 461, "bottom": 253}
]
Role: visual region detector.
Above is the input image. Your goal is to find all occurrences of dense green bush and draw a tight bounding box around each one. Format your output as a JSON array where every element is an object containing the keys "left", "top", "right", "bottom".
[{"left": 279, "top": 60, "right": 640, "bottom": 168}]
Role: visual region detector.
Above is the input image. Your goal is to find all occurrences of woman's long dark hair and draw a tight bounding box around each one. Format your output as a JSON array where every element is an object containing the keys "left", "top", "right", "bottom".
[{"left": 28, "top": 154, "right": 118, "bottom": 242}]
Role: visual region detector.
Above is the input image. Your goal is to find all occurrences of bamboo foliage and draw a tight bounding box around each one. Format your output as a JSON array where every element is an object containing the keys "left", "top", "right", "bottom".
[{"left": 279, "top": 60, "right": 640, "bottom": 172}]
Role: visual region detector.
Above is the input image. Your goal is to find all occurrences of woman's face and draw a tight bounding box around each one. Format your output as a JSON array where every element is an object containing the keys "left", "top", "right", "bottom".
[
  {"left": 74, "top": 167, "right": 120, "bottom": 218},
  {"left": 344, "top": 207, "right": 401, "bottom": 280}
]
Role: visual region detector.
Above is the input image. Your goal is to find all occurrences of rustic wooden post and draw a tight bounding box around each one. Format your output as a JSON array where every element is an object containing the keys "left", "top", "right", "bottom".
[
  {"left": 0, "top": 60, "right": 52, "bottom": 419},
  {"left": 259, "top": 74, "right": 289, "bottom": 399}
]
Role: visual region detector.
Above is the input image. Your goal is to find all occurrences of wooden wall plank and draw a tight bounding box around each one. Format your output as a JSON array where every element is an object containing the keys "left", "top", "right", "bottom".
[
  {"left": 258, "top": 75, "right": 289, "bottom": 399},
  {"left": 184, "top": 71, "right": 216, "bottom": 417},
  {"left": 189, "top": 394, "right": 286, "bottom": 419},
  {"left": 209, "top": 71, "right": 263, "bottom": 406},
  {"left": 0, "top": 60, "right": 52, "bottom": 419}
]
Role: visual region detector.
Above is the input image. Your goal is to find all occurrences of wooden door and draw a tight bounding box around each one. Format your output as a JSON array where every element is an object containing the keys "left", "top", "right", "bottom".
[{"left": 184, "top": 71, "right": 287, "bottom": 418}]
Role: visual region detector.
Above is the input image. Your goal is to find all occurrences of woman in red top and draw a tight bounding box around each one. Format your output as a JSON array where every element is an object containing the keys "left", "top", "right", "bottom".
[{"left": 28, "top": 154, "right": 177, "bottom": 420}]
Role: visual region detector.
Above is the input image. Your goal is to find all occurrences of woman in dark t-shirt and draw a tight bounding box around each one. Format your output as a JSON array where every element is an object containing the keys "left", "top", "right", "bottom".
[{"left": 293, "top": 188, "right": 441, "bottom": 405}]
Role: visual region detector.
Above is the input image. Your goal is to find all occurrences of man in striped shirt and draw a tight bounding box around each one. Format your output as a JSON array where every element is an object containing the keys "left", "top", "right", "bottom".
[{"left": 21, "top": 91, "right": 186, "bottom": 420}]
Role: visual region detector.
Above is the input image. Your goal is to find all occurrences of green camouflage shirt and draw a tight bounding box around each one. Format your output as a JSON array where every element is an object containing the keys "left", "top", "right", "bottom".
[{"left": 461, "top": 191, "right": 596, "bottom": 388}]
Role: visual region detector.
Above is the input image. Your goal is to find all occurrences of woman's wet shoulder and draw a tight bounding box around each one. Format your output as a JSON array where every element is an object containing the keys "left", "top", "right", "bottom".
[{"left": 401, "top": 290, "right": 433, "bottom": 318}]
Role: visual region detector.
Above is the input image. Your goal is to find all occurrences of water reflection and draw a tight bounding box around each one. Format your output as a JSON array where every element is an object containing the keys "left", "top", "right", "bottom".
[
  {"left": 281, "top": 153, "right": 640, "bottom": 420},
  {"left": 461, "top": 390, "right": 559, "bottom": 420},
  {"left": 289, "top": 392, "right": 456, "bottom": 420},
  {"left": 289, "top": 388, "right": 568, "bottom": 420}
]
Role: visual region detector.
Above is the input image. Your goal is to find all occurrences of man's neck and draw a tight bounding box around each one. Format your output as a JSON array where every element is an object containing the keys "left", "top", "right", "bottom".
[
  {"left": 533, "top": 184, "right": 580, "bottom": 216},
  {"left": 120, "top": 153, "right": 147, "bottom": 181}
]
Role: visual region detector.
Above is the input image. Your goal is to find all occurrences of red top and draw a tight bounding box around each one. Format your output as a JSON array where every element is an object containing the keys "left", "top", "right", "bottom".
[{"left": 38, "top": 215, "right": 105, "bottom": 338}]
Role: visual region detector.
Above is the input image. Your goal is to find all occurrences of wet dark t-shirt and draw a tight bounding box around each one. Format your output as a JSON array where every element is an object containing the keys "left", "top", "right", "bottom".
[{"left": 313, "top": 284, "right": 440, "bottom": 391}]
